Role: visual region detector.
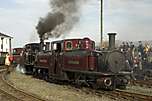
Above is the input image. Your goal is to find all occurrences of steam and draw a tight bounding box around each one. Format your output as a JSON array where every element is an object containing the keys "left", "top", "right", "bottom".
[
  {"left": 16, "top": 64, "right": 26, "bottom": 74},
  {"left": 36, "top": 0, "right": 86, "bottom": 39}
]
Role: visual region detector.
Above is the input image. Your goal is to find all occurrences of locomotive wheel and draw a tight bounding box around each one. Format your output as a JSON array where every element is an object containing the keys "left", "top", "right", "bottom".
[
  {"left": 32, "top": 68, "right": 36, "bottom": 76},
  {"left": 105, "top": 82, "right": 116, "bottom": 91},
  {"left": 42, "top": 70, "right": 48, "bottom": 81},
  {"left": 38, "top": 69, "right": 43, "bottom": 79},
  {"left": 91, "top": 83, "right": 99, "bottom": 90},
  {"left": 103, "top": 78, "right": 116, "bottom": 91},
  {"left": 75, "top": 75, "right": 81, "bottom": 86},
  {"left": 74, "top": 73, "right": 83, "bottom": 87},
  {"left": 33, "top": 68, "right": 38, "bottom": 78},
  {"left": 44, "top": 74, "right": 49, "bottom": 81},
  {"left": 66, "top": 72, "right": 75, "bottom": 81}
]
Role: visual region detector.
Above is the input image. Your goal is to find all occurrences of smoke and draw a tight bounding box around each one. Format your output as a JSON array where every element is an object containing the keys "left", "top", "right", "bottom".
[
  {"left": 36, "top": 12, "right": 65, "bottom": 38},
  {"left": 36, "top": 0, "right": 86, "bottom": 39}
]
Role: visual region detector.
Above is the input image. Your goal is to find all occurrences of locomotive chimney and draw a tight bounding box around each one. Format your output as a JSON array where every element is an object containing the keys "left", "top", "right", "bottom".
[
  {"left": 108, "top": 33, "right": 116, "bottom": 50},
  {"left": 45, "top": 42, "right": 50, "bottom": 51},
  {"left": 40, "top": 37, "right": 44, "bottom": 51}
]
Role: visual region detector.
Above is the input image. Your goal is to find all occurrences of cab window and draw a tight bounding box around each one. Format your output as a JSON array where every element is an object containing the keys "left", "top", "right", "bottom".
[{"left": 66, "top": 41, "right": 73, "bottom": 50}]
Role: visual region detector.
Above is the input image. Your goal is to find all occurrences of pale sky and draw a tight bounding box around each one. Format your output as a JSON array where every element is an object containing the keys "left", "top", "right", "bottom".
[{"left": 0, "top": 0, "right": 152, "bottom": 47}]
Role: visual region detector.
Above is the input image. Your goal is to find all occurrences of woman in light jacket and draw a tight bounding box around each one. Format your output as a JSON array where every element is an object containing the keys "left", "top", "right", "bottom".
[{"left": 5, "top": 53, "right": 11, "bottom": 71}]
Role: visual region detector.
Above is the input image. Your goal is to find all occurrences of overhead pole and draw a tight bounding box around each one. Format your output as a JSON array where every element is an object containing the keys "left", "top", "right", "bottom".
[{"left": 100, "top": 0, "right": 103, "bottom": 48}]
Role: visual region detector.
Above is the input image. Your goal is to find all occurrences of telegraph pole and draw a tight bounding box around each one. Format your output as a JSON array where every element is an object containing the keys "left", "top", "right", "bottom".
[{"left": 100, "top": 0, "right": 103, "bottom": 48}]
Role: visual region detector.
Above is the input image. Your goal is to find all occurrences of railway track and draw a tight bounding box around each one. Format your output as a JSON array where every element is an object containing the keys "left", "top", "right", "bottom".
[
  {"left": 2, "top": 67, "right": 152, "bottom": 101},
  {"left": 43, "top": 77, "right": 152, "bottom": 101},
  {"left": 96, "top": 89, "right": 152, "bottom": 101},
  {"left": 114, "top": 89, "right": 152, "bottom": 101},
  {"left": 68, "top": 84, "right": 152, "bottom": 101},
  {"left": 0, "top": 88, "right": 23, "bottom": 101},
  {"left": 131, "top": 80, "right": 152, "bottom": 88},
  {"left": 0, "top": 68, "right": 48, "bottom": 101},
  {"left": 91, "top": 89, "right": 152, "bottom": 101}
]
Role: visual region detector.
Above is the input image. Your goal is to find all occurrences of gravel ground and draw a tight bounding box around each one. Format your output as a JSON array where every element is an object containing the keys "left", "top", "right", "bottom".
[
  {"left": 8, "top": 71, "right": 118, "bottom": 101},
  {"left": 0, "top": 93, "right": 18, "bottom": 101}
]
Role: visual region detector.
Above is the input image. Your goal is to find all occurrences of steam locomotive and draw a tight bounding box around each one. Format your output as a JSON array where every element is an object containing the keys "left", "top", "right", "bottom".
[{"left": 19, "top": 33, "right": 131, "bottom": 90}]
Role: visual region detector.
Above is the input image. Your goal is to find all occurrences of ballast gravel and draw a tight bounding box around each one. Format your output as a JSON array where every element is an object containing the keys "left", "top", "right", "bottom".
[{"left": 8, "top": 71, "right": 119, "bottom": 101}]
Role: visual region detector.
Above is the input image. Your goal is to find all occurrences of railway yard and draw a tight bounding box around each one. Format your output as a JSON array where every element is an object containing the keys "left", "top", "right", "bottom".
[
  {"left": 1, "top": 34, "right": 152, "bottom": 101},
  {"left": 1, "top": 0, "right": 152, "bottom": 101},
  {"left": 0, "top": 66, "right": 151, "bottom": 101},
  {"left": 0, "top": 33, "right": 151, "bottom": 101}
]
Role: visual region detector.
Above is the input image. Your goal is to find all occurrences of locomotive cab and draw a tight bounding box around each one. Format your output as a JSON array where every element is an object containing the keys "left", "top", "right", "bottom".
[
  {"left": 52, "top": 41, "right": 62, "bottom": 53},
  {"left": 62, "top": 38, "right": 96, "bottom": 71}
]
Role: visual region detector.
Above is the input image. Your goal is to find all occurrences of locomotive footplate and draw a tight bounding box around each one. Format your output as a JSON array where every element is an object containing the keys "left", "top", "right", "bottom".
[{"left": 62, "top": 68, "right": 125, "bottom": 76}]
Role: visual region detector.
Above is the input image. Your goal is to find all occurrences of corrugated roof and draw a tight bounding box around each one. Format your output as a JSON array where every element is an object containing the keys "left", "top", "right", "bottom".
[{"left": 0, "top": 32, "right": 13, "bottom": 38}]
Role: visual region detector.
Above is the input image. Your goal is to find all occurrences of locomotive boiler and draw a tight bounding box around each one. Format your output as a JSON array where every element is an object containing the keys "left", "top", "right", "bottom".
[{"left": 21, "top": 33, "right": 131, "bottom": 90}]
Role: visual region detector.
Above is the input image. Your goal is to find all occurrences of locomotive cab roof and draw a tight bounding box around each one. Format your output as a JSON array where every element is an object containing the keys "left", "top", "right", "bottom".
[
  {"left": 51, "top": 38, "right": 95, "bottom": 52},
  {"left": 24, "top": 43, "right": 40, "bottom": 46},
  {"left": 24, "top": 43, "right": 40, "bottom": 52}
]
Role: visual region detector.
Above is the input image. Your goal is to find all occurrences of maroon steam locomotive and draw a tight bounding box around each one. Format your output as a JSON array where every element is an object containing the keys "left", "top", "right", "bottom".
[{"left": 20, "top": 33, "right": 131, "bottom": 90}]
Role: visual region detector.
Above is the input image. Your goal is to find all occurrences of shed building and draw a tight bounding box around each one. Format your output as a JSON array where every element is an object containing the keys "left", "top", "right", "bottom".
[{"left": 0, "top": 32, "right": 13, "bottom": 53}]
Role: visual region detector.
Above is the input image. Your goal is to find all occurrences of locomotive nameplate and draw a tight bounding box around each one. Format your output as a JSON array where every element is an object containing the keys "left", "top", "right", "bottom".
[
  {"left": 39, "top": 59, "right": 48, "bottom": 63},
  {"left": 68, "top": 60, "right": 79, "bottom": 65}
]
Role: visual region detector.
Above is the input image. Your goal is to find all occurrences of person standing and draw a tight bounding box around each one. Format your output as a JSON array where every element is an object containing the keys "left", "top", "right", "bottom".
[
  {"left": 138, "top": 41, "right": 144, "bottom": 59},
  {"left": 5, "top": 53, "right": 11, "bottom": 72}
]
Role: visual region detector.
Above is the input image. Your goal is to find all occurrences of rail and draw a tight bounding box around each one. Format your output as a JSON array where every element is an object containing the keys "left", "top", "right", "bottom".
[
  {"left": 68, "top": 85, "right": 152, "bottom": 101},
  {"left": 130, "top": 80, "right": 152, "bottom": 89},
  {"left": 0, "top": 68, "right": 48, "bottom": 101}
]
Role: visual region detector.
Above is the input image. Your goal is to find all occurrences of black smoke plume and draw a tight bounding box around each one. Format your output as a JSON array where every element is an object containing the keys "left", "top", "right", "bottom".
[
  {"left": 36, "top": 12, "right": 64, "bottom": 38},
  {"left": 36, "top": 0, "right": 86, "bottom": 39}
]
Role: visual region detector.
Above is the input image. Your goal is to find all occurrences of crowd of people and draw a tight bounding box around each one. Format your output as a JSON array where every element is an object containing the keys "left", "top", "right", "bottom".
[{"left": 119, "top": 41, "right": 152, "bottom": 71}]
